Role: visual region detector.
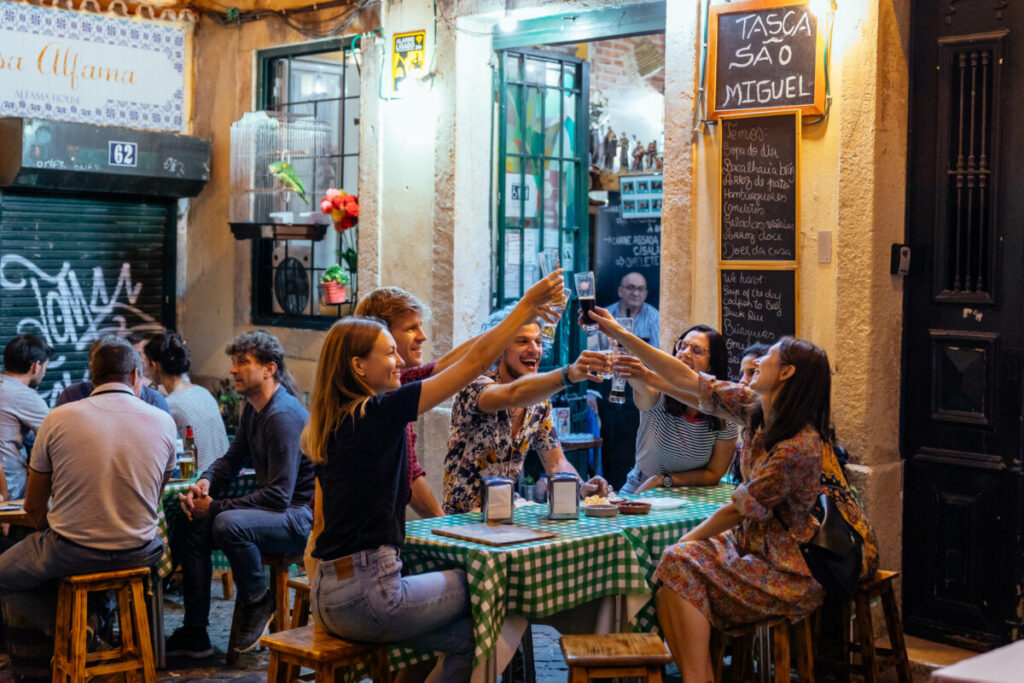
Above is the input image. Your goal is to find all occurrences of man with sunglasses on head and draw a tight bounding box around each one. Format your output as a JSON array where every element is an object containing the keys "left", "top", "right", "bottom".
[{"left": 605, "top": 272, "right": 659, "bottom": 345}]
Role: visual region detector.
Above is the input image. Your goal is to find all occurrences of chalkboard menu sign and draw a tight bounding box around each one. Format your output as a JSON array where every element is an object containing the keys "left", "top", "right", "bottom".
[
  {"left": 720, "top": 268, "right": 797, "bottom": 378},
  {"left": 595, "top": 201, "right": 661, "bottom": 310},
  {"left": 720, "top": 113, "right": 799, "bottom": 263},
  {"left": 708, "top": 0, "right": 825, "bottom": 119}
]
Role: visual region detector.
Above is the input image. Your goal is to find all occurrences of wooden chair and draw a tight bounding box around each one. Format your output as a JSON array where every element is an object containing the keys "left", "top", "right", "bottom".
[
  {"left": 815, "top": 570, "right": 912, "bottom": 683},
  {"left": 261, "top": 624, "right": 392, "bottom": 683},
  {"left": 52, "top": 566, "right": 156, "bottom": 683},
  {"left": 226, "top": 554, "right": 303, "bottom": 664},
  {"left": 710, "top": 615, "right": 815, "bottom": 682},
  {"left": 560, "top": 633, "right": 672, "bottom": 682}
]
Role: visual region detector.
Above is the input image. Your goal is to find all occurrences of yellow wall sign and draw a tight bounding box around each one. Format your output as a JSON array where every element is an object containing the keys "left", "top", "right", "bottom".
[{"left": 392, "top": 30, "right": 426, "bottom": 93}]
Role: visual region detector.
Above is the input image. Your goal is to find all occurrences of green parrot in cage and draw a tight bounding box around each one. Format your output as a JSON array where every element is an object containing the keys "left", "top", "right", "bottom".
[{"left": 268, "top": 161, "right": 308, "bottom": 205}]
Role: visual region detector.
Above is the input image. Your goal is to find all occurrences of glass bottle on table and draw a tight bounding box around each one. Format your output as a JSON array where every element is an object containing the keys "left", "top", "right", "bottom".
[
  {"left": 609, "top": 317, "right": 634, "bottom": 404},
  {"left": 180, "top": 426, "right": 198, "bottom": 479}
]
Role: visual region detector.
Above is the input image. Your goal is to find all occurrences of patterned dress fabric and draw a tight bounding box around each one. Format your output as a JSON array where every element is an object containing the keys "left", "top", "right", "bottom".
[
  {"left": 654, "top": 374, "right": 877, "bottom": 633},
  {"left": 443, "top": 370, "right": 560, "bottom": 514}
]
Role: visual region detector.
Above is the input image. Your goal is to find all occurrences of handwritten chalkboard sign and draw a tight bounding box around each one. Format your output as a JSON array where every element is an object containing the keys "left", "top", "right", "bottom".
[
  {"left": 595, "top": 201, "right": 661, "bottom": 310},
  {"left": 708, "top": 0, "right": 825, "bottom": 119},
  {"left": 720, "top": 113, "right": 799, "bottom": 263},
  {"left": 720, "top": 268, "right": 797, "bottom": 378}
]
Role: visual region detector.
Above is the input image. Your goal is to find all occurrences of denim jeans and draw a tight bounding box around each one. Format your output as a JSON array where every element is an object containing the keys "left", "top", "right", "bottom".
[
  {"left": 312, "top": 545, "right": 474, "bottom": 682},
  {"left": 0, "top": 530, "right": 163, "bottom": 634},
  {"left": 176, "top": 505, "right": 312, "bottom": 628}
]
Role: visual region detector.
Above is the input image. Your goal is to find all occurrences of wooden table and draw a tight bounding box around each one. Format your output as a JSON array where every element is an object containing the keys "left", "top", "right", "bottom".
[{"left": 0, "top": 504, "right": 32, "bottom": 528}]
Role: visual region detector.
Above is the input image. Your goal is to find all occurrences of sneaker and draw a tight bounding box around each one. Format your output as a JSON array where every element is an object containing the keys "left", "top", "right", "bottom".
[
  {"left": 233, "top": 591, "right": 275, "bottom": 653},
  {"left": 165, "top": 626, "right": 214, "bottom": 658}
]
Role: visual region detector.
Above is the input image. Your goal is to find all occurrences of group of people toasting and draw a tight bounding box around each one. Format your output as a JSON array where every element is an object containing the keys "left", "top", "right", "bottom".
[{"left": 294, "top": 266, "right": 877, "bottom": 682}]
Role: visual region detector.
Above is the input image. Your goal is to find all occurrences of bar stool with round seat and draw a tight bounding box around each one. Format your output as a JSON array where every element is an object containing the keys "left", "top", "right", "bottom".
[
  {"left": 52, "top": 566, "right": 156, "bottom": 683},
  {"left": 560, "top": 633, "right": 673, "bottom": 682}
]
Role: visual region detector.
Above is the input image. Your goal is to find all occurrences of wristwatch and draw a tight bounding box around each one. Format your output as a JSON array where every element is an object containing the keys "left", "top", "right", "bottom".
[{"left": 662, "top": 474, "right": 673, "bottom": 488}]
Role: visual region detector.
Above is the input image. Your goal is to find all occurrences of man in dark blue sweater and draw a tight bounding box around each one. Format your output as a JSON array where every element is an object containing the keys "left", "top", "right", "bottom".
[{"left": 166, "top": 331, "right": 314, "bottom": 658}]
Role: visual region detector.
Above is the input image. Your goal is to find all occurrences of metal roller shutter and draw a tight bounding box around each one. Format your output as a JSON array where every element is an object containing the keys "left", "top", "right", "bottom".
[{"left": 0, "top": 192, "right": 175, "bottom": 406}]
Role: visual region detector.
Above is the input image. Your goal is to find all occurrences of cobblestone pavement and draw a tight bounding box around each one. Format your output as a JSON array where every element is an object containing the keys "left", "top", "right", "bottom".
[{"left": 0, "top": 579, "right": 681, "bottom": 682}]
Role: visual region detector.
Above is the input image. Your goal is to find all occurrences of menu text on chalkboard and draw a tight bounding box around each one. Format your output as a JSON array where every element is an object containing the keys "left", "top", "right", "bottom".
[
  {"left": 708, "top": 0, "right": 825, "bottom": 119},
  {"left": 720, "top": 113, "right": 799, "bottom": 263},
  {"left": 720, "top": 268, "right": 797, "bottom": 378}
]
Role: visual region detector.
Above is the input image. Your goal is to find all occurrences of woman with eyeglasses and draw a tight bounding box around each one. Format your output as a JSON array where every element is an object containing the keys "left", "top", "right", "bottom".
[
  {"left": 618, "top": 324, "right": 738, "bottom": 494},
  {"left": 586, "top": 307, "right": 877, "bottom": 683}
]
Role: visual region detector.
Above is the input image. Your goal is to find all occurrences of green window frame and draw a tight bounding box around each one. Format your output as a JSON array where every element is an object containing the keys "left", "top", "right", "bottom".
[{"left": 495, "top": 48, "right": 590, "bottom": 369}]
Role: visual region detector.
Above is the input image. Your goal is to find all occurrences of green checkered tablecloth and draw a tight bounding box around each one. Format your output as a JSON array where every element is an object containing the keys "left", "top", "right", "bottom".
[
  {"left": 402, "top": 503, "right": 651, "bottom": 666},
  {"left": 154, "top": 472, "right": 259, "bottom": 578},
  {"left": 609, "top": 483, "right": 735, "bottom": 632}
]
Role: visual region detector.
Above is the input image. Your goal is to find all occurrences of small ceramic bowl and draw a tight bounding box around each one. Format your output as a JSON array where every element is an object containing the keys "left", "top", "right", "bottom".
[
  {"left": 615, "top": 501, "right": 652, "bottom": 515},
  {"left": 583, "top": 503, "right": 619, "bottom": 518}
]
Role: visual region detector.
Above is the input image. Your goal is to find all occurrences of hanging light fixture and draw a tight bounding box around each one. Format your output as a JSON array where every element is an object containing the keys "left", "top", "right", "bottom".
[{"left": 498, "top": 0, "right": 518, "bottom": 32}]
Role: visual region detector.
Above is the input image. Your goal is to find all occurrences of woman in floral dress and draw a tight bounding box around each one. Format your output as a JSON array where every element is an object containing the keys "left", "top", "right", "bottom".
[{"left": 589, "top": 308, "right": 877, "bottom": 683}]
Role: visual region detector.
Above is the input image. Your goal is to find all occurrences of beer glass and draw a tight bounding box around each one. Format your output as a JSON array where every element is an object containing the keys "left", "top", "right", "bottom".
[
  {"left": 574, "top": 271, "right": 598, "bottom": 332},
  {"left": 609, "top": 317, "right": 634, "bottom": 404}
]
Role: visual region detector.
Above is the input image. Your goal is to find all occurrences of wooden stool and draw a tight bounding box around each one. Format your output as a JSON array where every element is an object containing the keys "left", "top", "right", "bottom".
[
  {"left": 226, "top": 554, "right": 303, "bottom": 664},
  {"left": 261, "top": 624, "right": 392, "bottom": 683},
  {"left": 560, "top": 633, "right": 672, "bottom": 682},
  {"left": 52, "top": 566, "right": 156, "bottom": 683},
  {"left": 710, "top": 616, "right": 814, "bottom": 682},
  {"left": 288, "top": 575, "right": 311, "bottom": 629},
  {"left": 816, "top": 570, "right": 911, "bottom": 683}
]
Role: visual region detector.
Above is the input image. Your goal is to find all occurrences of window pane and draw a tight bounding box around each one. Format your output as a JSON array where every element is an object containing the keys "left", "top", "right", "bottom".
[
  {"left": 544, "top": 88, "right": 561, "bottom": 158},
  {"left": 343, "top": 156, "right": 359, "bottom": 194},
  {"left": 545, "top": 61, "right": 560, "bottom": 87},
  {"left": 561, "top": 64, "right": 575, "bottom": 90},
  {"left": 343, "top": 101, "right": 359, "bottom": 155},
  {"left": 344, "top": 59, "right": 360, "bottom": 97},
  {"left": 506, "top": 53, "right": 521, "bottom": 81},
  {"left": 525, "top": 58, "right": 545, "bottom": 84},
  {"left": 562, "top": 91, "right": 577, "bottom": 158},
  {"left": 543, "top": 159, "right": 561, "bottom": 234},
  {"left": 526, "top": 86, "right": 544, "bottom": 158},
  {"left": 505, "top": 84, "right": 522, "bottom": 152}
]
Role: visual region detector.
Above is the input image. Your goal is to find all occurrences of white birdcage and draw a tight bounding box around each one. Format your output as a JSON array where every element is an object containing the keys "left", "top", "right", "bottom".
[{"left": 229, "top": 111, "right": 330, "bottom": 239}]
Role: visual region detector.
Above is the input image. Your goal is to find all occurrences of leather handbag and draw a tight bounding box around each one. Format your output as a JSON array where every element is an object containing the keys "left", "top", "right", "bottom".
[{"left": 799, "top": 491, "right": 863, "bottom": 595}]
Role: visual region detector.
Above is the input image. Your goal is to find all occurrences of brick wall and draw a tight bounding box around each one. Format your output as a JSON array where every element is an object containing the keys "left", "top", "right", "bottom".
[{"left": 589, "top": 34, "right": 665, "bottom": 98}]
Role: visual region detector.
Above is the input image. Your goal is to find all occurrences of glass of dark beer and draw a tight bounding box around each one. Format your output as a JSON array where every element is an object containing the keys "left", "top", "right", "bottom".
[{"left": 574, "top": 271, "right": 598, "bottom": 332}]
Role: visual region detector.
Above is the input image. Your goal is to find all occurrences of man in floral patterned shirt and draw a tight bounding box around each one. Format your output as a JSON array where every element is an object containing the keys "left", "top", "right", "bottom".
[{"left": 443, "top": 322, "right": 611, "bottom": 514}]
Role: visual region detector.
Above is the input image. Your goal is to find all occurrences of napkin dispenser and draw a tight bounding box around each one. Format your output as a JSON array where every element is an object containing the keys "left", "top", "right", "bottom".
[
  {"left": 481, "top": 476, "right": 514, "bottom": 524},
  {"left": 548, "top": 473, "right": 579, "bottom": 520}
]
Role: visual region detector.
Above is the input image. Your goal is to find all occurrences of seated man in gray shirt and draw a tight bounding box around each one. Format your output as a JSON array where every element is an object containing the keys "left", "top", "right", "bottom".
[
  {"left": 0, "top": 336, "right": 177, "bottom": 634},
  {"left": 0, "top": 334, "right": 53, "bottom": 500}
]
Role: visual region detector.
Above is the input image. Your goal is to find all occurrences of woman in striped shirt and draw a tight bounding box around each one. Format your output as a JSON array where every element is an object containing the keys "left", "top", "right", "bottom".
[{"left": 619, "top": 325, "right": 737, "bottom": 493}]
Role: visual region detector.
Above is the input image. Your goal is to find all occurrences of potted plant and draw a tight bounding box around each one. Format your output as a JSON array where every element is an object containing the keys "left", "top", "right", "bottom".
[
  {"left": 320, "top": 188, "right": 359, "bottom": 296},
  {"left": 320, "top": 265, "right": 349, "bottom": 304}
]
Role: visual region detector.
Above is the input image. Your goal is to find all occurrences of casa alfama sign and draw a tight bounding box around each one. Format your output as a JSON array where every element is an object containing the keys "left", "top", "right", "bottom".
[{"left": 0, "top": 4, "right": 189, "bottom": 133}]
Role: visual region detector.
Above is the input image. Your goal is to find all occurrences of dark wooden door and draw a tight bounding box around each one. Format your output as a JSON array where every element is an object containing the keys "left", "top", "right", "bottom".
[{"left": 902, "top": 1, "right": 1024, "bottom": 648}]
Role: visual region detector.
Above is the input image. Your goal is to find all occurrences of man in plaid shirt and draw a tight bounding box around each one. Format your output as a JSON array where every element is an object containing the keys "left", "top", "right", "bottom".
[{"left": 356, "top": 287, "right": 478, "bottom": 518}]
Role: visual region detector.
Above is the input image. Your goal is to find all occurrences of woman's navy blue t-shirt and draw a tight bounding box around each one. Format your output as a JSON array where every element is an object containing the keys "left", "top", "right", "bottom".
[{"left": 313, "top": 381, "right": 421, "bottom": 561}]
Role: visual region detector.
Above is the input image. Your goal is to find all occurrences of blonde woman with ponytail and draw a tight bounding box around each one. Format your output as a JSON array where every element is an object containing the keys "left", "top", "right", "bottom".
[{"left": 301, "top": 271, "right": 566, "bottom": 682}]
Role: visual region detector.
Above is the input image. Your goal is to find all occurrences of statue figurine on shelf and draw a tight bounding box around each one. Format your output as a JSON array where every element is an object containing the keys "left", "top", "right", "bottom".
[
  {"left": 631, "top": 137, "right": 645, "bottom": 171},
  {"left": 645, "top": 141, "right": 658, "bottom": 170},
  {"left": 618, "top": 131, "right": 630, "bottom": 171},
  {"left": 655, "top": 154, "right": 664, "bottom": 171},
  {"left": 603, "top": 129, "right": 617, "bottom": 170}
]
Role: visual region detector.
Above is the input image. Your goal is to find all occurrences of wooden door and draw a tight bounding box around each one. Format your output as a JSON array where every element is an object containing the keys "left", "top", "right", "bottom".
[{"left": 902, "top": 1, "right": 1024, "bottom": 648}]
